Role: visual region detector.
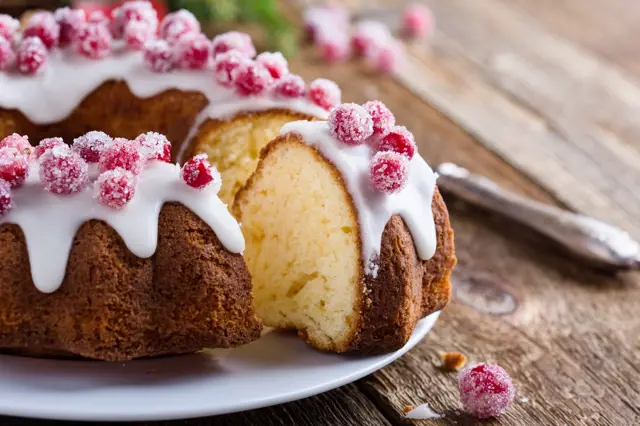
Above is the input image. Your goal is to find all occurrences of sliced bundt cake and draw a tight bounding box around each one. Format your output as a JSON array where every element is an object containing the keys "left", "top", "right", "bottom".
[{"left": 233, "top": 102, "right": 456, "bottom": 353}]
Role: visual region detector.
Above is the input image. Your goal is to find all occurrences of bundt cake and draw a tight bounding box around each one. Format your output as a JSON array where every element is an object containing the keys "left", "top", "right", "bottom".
[
  {"left": 0, "top": 131, "right": 262, "bottom": 361},
  {"left": 233, "top": 102, "right": 456, "bottom": 354},
  {"left": 0, "top": 2, "right": 338, "bottom": 204}
]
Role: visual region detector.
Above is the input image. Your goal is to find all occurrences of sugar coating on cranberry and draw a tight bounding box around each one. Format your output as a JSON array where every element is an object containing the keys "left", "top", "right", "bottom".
[
  {"left": 328, "top": 103, "right": 373, "bottom": 146},
  {"left": 160, "top": 10, "right": 200, "bottom": 45},
  {"left": 72, "top": 131, "right": 113, "bottom": 163},
  {"left": 180, "top": 154, "right": 220, "bottom": 191},
  {"left": 34, "top": 137, "right": 66, "bottom": 160},
  {"left": 369, "top": 151, "right": 409, "bottom": 194},
  {"left": 256, "top": 52, "right": 288, "bottom": 79},
  {"left": 213, "top": 50, "right": 251, "bottom": 87},
  {"left": 308, "top": 78, "right": 341, "bottom": 111},
  {"left": 123, "top": 20, "right": 155, "bottom": 51},
  {"left": 363, "top": 100, "right": 395, "bottom": 137},
  {"left": 366, "top": 39, "right": 404, "bottom": 74},
  {"left": 211, "top": 31, "right": 256, "bottom": 58},
  {"left": 16, "top": 37, "right": 48, "bottom": 74},
  {"left": 0, "top": 178, "right": 12, "bottom": 215},
  {"left": 135, "top": 132, "right": 171, "bottom": 162},
  {"left": 174, "top": 32, "right": 212, "bottom": 70},
  {"left": 232, "top": 60, "right": 274, "bottom": 96},
  {"left": 304, "top": 6, "right": 349, "bottom": 42},
  {"left": 77, "top": 22, "right": 112, "bottom": 59},
  {"left": 0, "top": 14, "right": 19, "bottom": 42},
  {"left": 0, "top": 36, "right": 14, "bottom": 71},
  {"left": 96, "top": 168, "right": 137, "bottom": 209},
  {"left": 54, "top": 7, "right": 86, "bottom": 47},
  {"left": 352, "top": 21, "right": 391, "bottom": 57},
  {"left": 99, "top": 138, "right": 144, "bottom": 175},
  {"left": 402, "top": 3, "right": 434, "bottom": 40},
  {"left": 88, "top": 11, "right": 109, "bottom": 25},
  {"left": 111, "top": 0, "right": 158, "bottom": 39},
  {"left": 318, "top": 32, "right": 351, "bottom": 63},
  {"left": 39, "top": 145, "right": 89, "bottom": 195},
  {"left": 275, "top": 74, "right": 306, "bottom": 98},
  {"left": 1, "top": 134, "right": 32, "bottom": 157},
  {"left": 0, "top": 148, "right": 29, "bottom": 188},
  {"left": 378, "top": 126, "right": 416, "bottom": 159},
  {"left": 24, "top": 11, "right": 60, "bottom": 50},
  {"left": 458, "top": 363, "right": 515, "bottom": 419},
  {"left": 144, "top": 39, "right": 173, "bottom": 72}
]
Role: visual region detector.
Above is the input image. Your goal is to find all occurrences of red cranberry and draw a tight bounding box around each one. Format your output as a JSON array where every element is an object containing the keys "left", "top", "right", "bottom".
[
  {"left": 211, "top": 31, "right": 255, "bottom": 58},
  {"left": 159, "top": 10, "right": 200, "bottom": 45},
  {"left": 72, "top": 131, "right": 113, "bottom": 163},
  {"left": 123, "top": 20, "right": 155, "bottom": 51},
  {"left": 39, "top": 145, "right": 89, "bottom": 195},
  {"left": 0, "top": 14, "right": 19, "bottom": 42},
  {"left": 363, "top": 100, "right": 395, "bottom": 138},
  {"left": 213, "top": 50, "right": 251, "bottom": 88},
  {"left": 0, "top": 179, "right": 13, "bottom": 216},
  {"left": 369, "top": 151, "right": 409, "bottom": 194},
  {"left": 54, "top": 7, "right": 86, "bottom": 47},
  {"left": 174, "top": 32, "right": 212, "bottom": 70},
  {"left": 96, "top": 168, "right": 137, "bottom": 209},
  {"left": 111, "top": 0, "right": 158, "bottom": 39},
  {"left": 180, "top": 154, "right": 219, "bottom": 190},
  {"left": 144, "top": 39, "right": 173, "bottom": 72},
  {"left": 232, "top": 60, "right": 274, "bottom": 96},
  {"left": 1, "top": 134, "right": 32, "bottom": 157},
  {"left": 16, "top": 37, "right": 48, "bottom": 74},
  {"left": 76, "top": 22, "right": 112, "bottom": 59},
  {"left": 99, "top": 138, "right": 144, "bottom": 175},
  {"left": 308, "top": 78, "right": 341, "bottom": 110},
  {"left": 318, "top": 33, "right": 350, "bottom": 63},
  {"left": 0, "top": 36, "right": 14, "bottom": 71},
  {"left": 256, "top": 51, "right": 288, "bottom": 79},
  {"left": 377, "top": 126, "right": 415, "bottom": 159},
  {"left": 366, "top": 39, "right": 404, "bottom": 74},
  {"left": 24, "top": 11, "right": 60, "bottom": 50},
  {"left": 0, "top": 148, "right": 29, "bottom": 188},
  {"left": 458, "top": 363, "right": 516, "bottom": 419},
  {"left": 275, "top": 74, "right": 306, "bottom": 98},
  {"left": 134, "top": 132, "right": 171, "bottom": 162},
  {"left": 328, "top": 103, "right": 373, "bottom": 146},
  {"left": 402, "top": 3, "right": 434, "bottom": 40},
  {"left": 34, "top": 137, "right": 66, "bottom": 159},
  {"left": 352, "top": 21, "right": 391, "bottom": 57}
]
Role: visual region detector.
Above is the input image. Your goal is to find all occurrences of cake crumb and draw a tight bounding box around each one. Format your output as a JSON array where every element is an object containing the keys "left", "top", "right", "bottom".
[
  {"left": 404, "top": 403, "right": 444, "bottom": 419},
  {"left": 519, "top": 396, "right": 530, "bottom": 403},
  {"left": 403, "top": 404, "right": 414, "bottom": 414},
  {"left": 439, "top": 351, "right": 467, "bottom": 372}
]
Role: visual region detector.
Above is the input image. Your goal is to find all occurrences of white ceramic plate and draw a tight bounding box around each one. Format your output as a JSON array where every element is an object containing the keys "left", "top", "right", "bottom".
[{"left": 0, "top": 312, "right": 439, "bottom": 422}]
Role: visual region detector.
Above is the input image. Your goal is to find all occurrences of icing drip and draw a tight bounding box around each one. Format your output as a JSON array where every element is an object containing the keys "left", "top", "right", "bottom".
[
  {"left": 280, "top": 121, "right": 437, "bottom": 275},
  {"left": 0, "top": 161, "right": 243, "bottom": 293}
]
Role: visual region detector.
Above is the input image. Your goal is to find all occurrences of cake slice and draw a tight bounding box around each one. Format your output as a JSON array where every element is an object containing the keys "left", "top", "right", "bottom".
[{"left": 233, "top": 102, "right": 456, "bottom": 353}]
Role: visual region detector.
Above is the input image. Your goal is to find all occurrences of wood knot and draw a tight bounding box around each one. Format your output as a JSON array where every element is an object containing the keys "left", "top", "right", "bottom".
[{"left": 453, "top": 273, "right": 517, "bottom": 315}]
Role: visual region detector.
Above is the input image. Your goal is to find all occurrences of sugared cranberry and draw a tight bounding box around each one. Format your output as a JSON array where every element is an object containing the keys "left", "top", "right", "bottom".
[
  {"left": 24, "top": 11, "right": 60, "bottom": 50},
  {"left": 352, "top": 20, "right": 391, "bottom": 57},
  {"left": 134, "top": 132, "right": 171, "bottom": 162},
  {"left": 111, "top": 0, "right": 158, "bottom": 39},
  {"left": 212, "top": 50, "right": 251, "bottom": 87},
  {"left": 99, "top": 138, "right": 144, "bottom": 175},
  {"left": 256, "top": 52, "right": 288, "bottom": 79},
  {"left": 34, "top": 137, "right": 65, "bottom": 159},
  {"left": 0, "top": 36, "right": 14, "bottom": 71},
  {"left": 402, "top": 3, "right": 434, "bottom": 40},
  {"left": 0, "top": 179, "right": 13, "bottom": 215},
  {"left": 72, "top": 131, "right": 112, "bottom": 163},
  {"left": 308, "top": 78, "right": 341, "bottom": 111},
  {"left": 16, "top": 37, "right": 48, "bottom": 74},
  {"left": 1, "top": 134, "right": 32, "bottom": 157},
  {"left": 211, "top": 31, "right": 256, "bottom": 58},
  {"left": 318, "top": 33, "right": 350, "bottom": 63},
  {"left": 123, "top": 20, "right": 155, "bottom": 51},
  {"left": 39, "top": 145, "right": 89, "bottom": 195},
  {"left": 54, "top": 7, "right": 86, "bottom": 47},
  {"left": 275, "top": 74, "right": 305, "bottom": 98},
  {"left": 174, "top": 32, "right": 212, "bottom": 70},
  {"left": 369, "top": 151, "right": 409, "bottom": 194},
  {"left": 159, "top": 10, "right": 200, "bottom": 45},
  {"left": 457, "top": 363, "right": 516, "bottom": 419},
  {"left": 377, "top": 126, "right": 415, "bottom": 159},
  {"left": 0, "top": 148, "right": 29, "bottom": 188},
  {"left": 181, "top": 154, "right": 219, "bottom": 190},
  {"left": 76, "top": 22, "right": 112, "bottom": 59},
  {"left": 303, "top": 6, "right": 349, "bottom": 42},
  {"left": 232, "top": 60, "right": 274, "bottom": 96},
  {"left": 144, "top": 39, "right": 173, "bottom": 72},
  {"left": 96, "top": 168, "right": 137, "bottom": 209},
  {"left": 0, "top": 14, "right": 19, "bottom": 41},
  {"left": 366, "top": 39, "right": 404, "bottom": 74},
  {"left": 328, "top": 103, "right": 373, "bottom": 146},
  {"left": 363, "top": 100, "right": 395, "bottom": 138}
]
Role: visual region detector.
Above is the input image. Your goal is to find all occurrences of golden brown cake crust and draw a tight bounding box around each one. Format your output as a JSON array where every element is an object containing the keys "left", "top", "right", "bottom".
[{"left": 0, "top": 203, "right": 262, "bottom": 361}]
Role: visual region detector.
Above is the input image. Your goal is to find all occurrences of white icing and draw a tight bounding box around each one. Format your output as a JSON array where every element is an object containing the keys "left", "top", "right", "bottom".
[
  {"left": 280, "top": 121, "right": 438, "bottom": 276},
  {"left": 0, "top": 161, "right": 243, "bottom": 294},
  {"left": 404, "top": 403, "right": 444, "bottom": 420}
]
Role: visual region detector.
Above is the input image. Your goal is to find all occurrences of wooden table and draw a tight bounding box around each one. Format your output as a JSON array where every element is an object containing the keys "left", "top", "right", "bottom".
[{"left": 4, "top": 0, "right": 640, "bottom": 425}]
